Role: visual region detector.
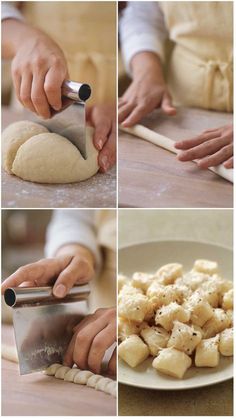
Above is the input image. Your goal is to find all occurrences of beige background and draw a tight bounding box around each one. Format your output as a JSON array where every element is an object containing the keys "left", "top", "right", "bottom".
[{"left": 118, "top": 209, "right": 233, "bottom": 416}]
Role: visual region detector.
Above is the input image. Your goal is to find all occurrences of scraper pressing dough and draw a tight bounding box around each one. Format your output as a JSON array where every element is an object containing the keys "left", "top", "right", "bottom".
[
  {"left": 120, "top": 124, "right": 233, "bottom": 183},
  {"left": 2, "top": 121, "right": 99, "bottom": 184}
]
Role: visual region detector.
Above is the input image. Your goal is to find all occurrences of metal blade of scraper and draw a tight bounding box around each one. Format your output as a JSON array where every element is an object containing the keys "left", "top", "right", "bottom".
[
  {"left": 35, "top": 80, "right": 91, "bottom": 159},
  {"left": 4, "top": 285, "right": 90, "bottom": 374},
  {"left": 37, "top": 102, "right": 88, "bottom": 159}
]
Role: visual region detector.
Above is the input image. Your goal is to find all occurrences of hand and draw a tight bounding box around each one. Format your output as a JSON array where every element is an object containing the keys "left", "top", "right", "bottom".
[
  {"left": 1, "top": 244, "right": 94, "bottom": 298},
  {"left": 3, "top": 19, "right": 68, "bottom": 119},
  {"left": 63, "top": 307, "right": 117, "bottom": 375},
  {"left": 87, "top": 104, "right": 116, "bottom": 172},
  {"left": 175, "top": 124, "right": 233, "bottom": 169},
  {"left": 119, "top": 52, "right": 176, "bottom": 127}
]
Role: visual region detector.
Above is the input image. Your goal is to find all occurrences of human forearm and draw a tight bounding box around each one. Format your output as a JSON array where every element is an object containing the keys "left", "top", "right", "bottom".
[{"left": 131, "top": 51, "right": 166, "bottom": 85}]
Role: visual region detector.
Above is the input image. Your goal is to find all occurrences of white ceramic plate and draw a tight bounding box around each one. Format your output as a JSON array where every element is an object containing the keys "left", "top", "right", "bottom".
[{"left": 118, "top": 240, "right": 233, "bottom": 391}]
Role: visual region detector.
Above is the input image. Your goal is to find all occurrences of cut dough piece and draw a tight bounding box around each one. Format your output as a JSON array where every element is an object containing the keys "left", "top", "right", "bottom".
[
  {"left": 86, "top": 374, "right": 104, "bottom": 388},
  {"left": 44, "top": 363, "right": 62, "bottom": 375},
  {"left": 55, "top": 366, "right": 71, "bottom": 379},
  {"left": 74, "top": 370, "right": 93, "bottom": 384},
  {"left": 2, "top": 120, "right": 48, "bottom": 174},
  {"left": 2, "top": 121, "right": 99, "bottom": 184},
  {"left": 64, "top": 367, "right": 81, "bottom": 382},
  {"left": 119, "top": 124, "right": 233, "bottom": 183},
  {"left": 1, "top": 344, "right": 18, "bottom": 363},
  {"left": 105, "top": 380, "right": 117, "bottom": 397}
]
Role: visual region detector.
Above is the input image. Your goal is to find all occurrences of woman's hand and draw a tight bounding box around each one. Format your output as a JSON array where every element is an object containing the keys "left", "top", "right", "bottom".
[
  {"left": 1, "top": 244, "right": 95, "bottom": 298},
  {"left": 87, "top": 104, "right": 116, "bottom": 172},
  {"left": 175, "top": 124, "right": 233, "bottom": 169},
  {"left": 3, "top": 19, "right": 69, "bottom": 119},
  {"left": 119, "top": 52, "right": 176, "bottom": 127},
  {"left": 63, "top": 307, "right": 117, "bottom": 375}
]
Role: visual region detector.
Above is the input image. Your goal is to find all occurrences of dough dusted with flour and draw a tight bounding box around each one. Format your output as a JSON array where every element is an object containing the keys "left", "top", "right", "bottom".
[
  {"left": 44, "top": 363, "right": 117, "bottom": 397},
  {"left": 2, "top": 120, "right": 99, "bottom": 184}
]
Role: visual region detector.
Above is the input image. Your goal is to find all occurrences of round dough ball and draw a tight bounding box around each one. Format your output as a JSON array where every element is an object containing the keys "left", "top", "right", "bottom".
[
  {"left": 2, "top": 120, "right": 49, "bottom": 174},
  {"left": 2, "top": 121, "right": 99, "bottom": 184}
]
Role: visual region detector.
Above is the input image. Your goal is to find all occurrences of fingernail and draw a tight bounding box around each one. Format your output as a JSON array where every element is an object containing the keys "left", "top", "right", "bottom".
[
  {"left": 98, "top": 140, "right": 103, "bottom": 150},
  {"left": 54, "top": 284, "right": 66, "bottom": 298},
  {"left": 101, "top": 155, "right": 109, "bottom": 171}
]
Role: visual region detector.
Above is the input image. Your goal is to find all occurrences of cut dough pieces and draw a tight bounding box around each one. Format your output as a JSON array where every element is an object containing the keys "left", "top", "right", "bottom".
[
  {"left": 2, "top": 121, "right": 99, "bottom": 184},
  {"left": 44, "top": 363, "right": 117, "bottom": 397},
  {"left": 120, "top": 124, "right": 233, "bottom": 183}
]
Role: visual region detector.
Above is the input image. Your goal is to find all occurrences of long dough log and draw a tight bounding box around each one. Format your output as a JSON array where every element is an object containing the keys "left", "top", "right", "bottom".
[
  {"left": 44, "top": 363, "right": 117, "bottom": 397},
  {"left": 120, "top": 124, "right": 233, "bottom": 183},
  {"left": 2, "top": 344, "right": 18, "bottom": 363}
]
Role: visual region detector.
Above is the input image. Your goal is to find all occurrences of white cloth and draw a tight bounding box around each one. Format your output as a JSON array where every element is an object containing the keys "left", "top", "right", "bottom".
[
  {"left": 119, "top": 2, "right": 168, "bottom": 74},
  {"left": 45, "top": 210, "right": 101, "bottom": 269},
  {"left": 1, "top": 2, "right": 24, "bottom": 21}
]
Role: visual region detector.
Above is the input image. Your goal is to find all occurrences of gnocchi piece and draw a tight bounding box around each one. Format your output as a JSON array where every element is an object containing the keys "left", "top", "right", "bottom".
[
  {"left": 195, "top": 336, "right": 220, "bottom": 367},
  {"left": 118, "top": 335, "right": 149, "bottom": 368},
  {"left": 118, "top": 293, "right": 149, "bottom": 323},
  {"left": 226, "top": 309, "right": 233, "bottom": 327},
  {"left": 147, "top": 284, "right": 187, "bottom": 309},
  {"left": 167, "top": 321, "right": 202, "bottom": 355},
  {"left": 222, "top": 289, "right": 233, "bottom": 310},
  {"left": 155, "top": 302, "right": 190, "bottom": 331},
  {"left": 202, "top": 308, "right": 231, "bottom": 338},
  {"left": 219, "top": 328, "right": 233, "bottom": 356},
  {"left": 155, "top": 263, "right": 183, "bottom": 285},
  {"left": 183, "top": 292, "right": 214, "bottom": 327},
  {"left": 180, "top": 271, "right": 209, "bottom": 291},
  {"left": 118, "top": 284, "right": 143, "bottom": 302},
  {"left": 152, "top": 347, "right": 192, "bottom": 379},
  {"left": 193, "top": 259, "right": 218, "bottom": 275},
  {"left": 118, "top": 317, "right": 146, "bottom": 341},
  {"left": 118, "top": 274, "right": 129, "bottom": 292},
  {"left": 140, "top": 326, "right": 169, "bottom": 356},
  {"left": 131, "top": 272, "right": 154, "bottom": 292}
]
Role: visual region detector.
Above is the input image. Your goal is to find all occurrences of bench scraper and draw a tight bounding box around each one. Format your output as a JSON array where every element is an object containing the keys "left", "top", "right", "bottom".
[
  {"left": 36, "top": 79, "right": 91, "bottom": 159},
  {"left": 4, "top": 285, "right": 90, "bottom": 375}
]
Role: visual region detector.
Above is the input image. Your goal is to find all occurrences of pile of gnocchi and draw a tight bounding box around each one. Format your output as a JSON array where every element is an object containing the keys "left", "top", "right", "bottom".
[{"left": 118, "top": 260, "right": 233, "bottom": 379}]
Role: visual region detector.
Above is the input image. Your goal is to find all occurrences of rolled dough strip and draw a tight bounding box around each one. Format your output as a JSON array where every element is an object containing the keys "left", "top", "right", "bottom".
[
  {"left": 44, "top": 364, "right": 117, "bottom": 397},
  {"left": 2, "top": 344, "right": 18, "bottom": 363},
  {"left": 120, "top": 124, "right": 233, "bottom": 183}
]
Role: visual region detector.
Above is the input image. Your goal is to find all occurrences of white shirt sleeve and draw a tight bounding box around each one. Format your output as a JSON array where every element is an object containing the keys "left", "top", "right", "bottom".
[
  {"left": 1, "top": 2, "right": 24, "bottom": 21},
  {"left": 45, "top": 210, "right": 101, "bottom": 269},
  {"left": 119, "top": 1, "right": 169, "bottom": 75}
]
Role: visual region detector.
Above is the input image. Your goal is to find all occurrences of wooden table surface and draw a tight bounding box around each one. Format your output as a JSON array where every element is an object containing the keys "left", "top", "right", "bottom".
[
  {"left": 118, "top": 107, "right": 233, "bottom": 208},
  {"left": 2, "top": 325, "right": 116, "bottom": 416},
  {"left": 2, "top": 107, "right": 116, "bottom": 209}
]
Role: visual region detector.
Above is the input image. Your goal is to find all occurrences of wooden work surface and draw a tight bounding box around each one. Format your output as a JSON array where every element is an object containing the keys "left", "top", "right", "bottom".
[
  {"left": 2, "top": 107, "right": 116, "bottom": 209},
  {"left": 118, "top": 107, "right": 233, "bottom": 208},
  {"left": 2, "top": 325, "right": 116, "bottom": 416}
]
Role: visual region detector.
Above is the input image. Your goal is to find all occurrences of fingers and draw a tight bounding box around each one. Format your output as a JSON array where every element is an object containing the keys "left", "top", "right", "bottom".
[
  {"left": 44, "top": 62, "right": 65, "bottom": 111},
  {"left": 53, "top": 255, "right": 94, "bottom": 298},
  {"left": 107, "top": 347, "right": 117, "bottom": 376},
  {"left": 92, "top": 113, "right": 112, "bottom": 151},
  {"left": 175, "top": 131, "right": 219, "bottom": 150},
  {"left": 63, "top": 332, "right": 77, "bottom": 367},
  {"left": 118, "top": 102, "right": 135, "bottom": 124},
  {"left": 177, "top": 136, "right": 228, "bottom": 162},
  {"left": 1, "top": 256, "right": 72, "bottom": 294},
  {"left": 98, "top": 123, "right": 116, "bottom": 172},
  {"left": 224, "top": 157, "right": 233, "bottom": 169},
  {"left": 31, "top": 72, "right": 51, "bottom": 119},
  {"left": 19, "top": 72, "right": 35, "bottom": 114},
  {"left": 72, "top": 316, "right": 108, "bottom": 371},
  {"left": 197, "top": 143, "right": 233, "bottom": 169},
  {"left": 120, "top": 103, "right": 148, "bottom": 127},
  {"left": 161, "top": 92, "right": 176, "bottom": 116},
  {"left": 87, "top": 324, "right": 116, "bottom": 374}
]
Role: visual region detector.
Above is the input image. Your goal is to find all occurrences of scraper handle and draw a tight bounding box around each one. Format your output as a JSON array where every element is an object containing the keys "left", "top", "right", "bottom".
[{"left": 62, "top": 79, "right": 91, "bottom": 102}]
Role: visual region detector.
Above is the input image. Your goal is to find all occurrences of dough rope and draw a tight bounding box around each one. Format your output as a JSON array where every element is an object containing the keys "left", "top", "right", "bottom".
[
  {"left": 44, "top": 363, "right": 117, "bottom": 397},
  {"left": 120, "top": 124, "right": 233, "bottom": 183},
  {"left": 1, "top": 344, "right": 18, "bottom": 363}
]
